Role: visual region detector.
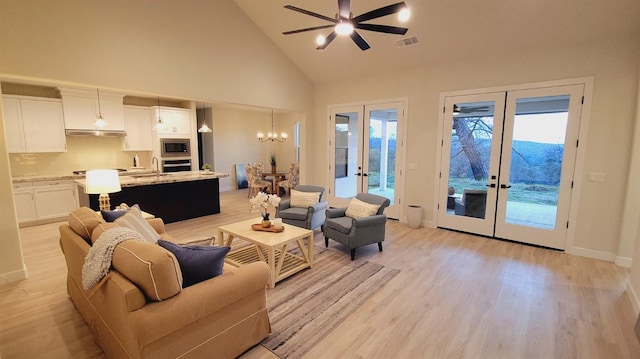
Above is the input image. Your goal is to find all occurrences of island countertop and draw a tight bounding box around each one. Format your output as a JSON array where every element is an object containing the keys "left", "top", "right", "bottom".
[{"left": 73, "top": 171, "right": 229, "bottom": 188}]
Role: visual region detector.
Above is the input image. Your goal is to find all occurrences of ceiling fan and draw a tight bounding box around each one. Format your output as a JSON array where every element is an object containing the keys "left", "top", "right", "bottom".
[{"left": 282, "top": 0, "right": 409, "bottom": 51}]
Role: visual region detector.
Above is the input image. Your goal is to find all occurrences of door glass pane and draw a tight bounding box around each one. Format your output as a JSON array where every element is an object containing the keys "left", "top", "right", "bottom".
[
  {"left": 367, "top": 109, "right": 397, "bottom": 204},
  {"left": 334, "top": 112, "right": 359, "bottom": 199},
  {"left": 504, "top": 95, "right": 569, "bottom": 229},
  {"left": 446, "top": 101, "right": 495, "bottom": 219}
]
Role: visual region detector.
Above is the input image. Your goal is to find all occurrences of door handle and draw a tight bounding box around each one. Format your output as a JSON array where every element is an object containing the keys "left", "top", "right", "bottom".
[
  {"left": 363, "top": 173, "right": 369, "bottom": 177},
  {"left": 500, "top": 184, "right": 512, "bottom": 189},
  {"left": 486, "top": 183, "right": 496, "bottom": 188},
  {"left": 355, "top": 173, "right": 362, "bottom": 176}
]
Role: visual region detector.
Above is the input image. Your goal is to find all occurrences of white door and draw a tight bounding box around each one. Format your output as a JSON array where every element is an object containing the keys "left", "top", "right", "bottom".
[
  {"left": 328, "top": 101, "right": 405, "bottom": 219},
  {"left": 438, "top": 85, "right": 583, "bottom": 249}
]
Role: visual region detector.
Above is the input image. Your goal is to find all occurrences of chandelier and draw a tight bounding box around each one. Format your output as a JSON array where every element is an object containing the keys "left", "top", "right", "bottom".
[{"left": 257, "top": 110, "right": 287, "bottom": 142}]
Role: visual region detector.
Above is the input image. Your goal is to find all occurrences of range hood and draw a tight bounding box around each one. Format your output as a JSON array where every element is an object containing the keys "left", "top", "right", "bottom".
[{"left": 65, "top": 129, "right": 127, "bottom": 137}]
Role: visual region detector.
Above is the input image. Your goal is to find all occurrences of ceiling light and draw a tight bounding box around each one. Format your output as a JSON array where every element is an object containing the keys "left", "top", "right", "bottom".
[
  {"left": 315, "top": 35, "right": 326, "bottom": 46},
  {"left": 398, "top": 7, "right": 410, "bottom": 22},
  {"left": 153, "top": 96, "right": 165, "bottom": 131},
  {"left": 335, "top": 21, "right": 354, "bottom": 36},
  {"left": 197, "top": 103, "right": 212, "bottom": 133}
]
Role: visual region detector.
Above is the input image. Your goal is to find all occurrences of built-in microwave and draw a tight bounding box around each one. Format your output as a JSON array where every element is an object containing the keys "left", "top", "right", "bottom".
[{"left": 161, "top": 138, "right": 190, "bottom": 157}]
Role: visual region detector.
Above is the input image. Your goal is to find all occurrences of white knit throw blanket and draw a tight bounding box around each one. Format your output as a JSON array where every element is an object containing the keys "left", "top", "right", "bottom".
[{"left": 82, "top": 227, "right": 144, "bottom": 291}]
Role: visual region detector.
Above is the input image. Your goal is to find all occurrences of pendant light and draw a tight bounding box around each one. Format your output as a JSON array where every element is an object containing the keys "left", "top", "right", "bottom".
[
  {"left": 197, "top": 102, "right": 212, "bottom": 133},
  {"left": 153, "top": 96, "right": 164, "bottom": 131},
  {"left": 93, "top": 88, "right": 107, "bottom": 128},
  {"left": 257, "top": 110, "right": 287, "bottom": 142}
]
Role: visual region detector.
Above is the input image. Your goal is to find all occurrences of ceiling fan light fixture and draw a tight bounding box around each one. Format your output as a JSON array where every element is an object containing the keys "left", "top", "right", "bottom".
[
  {"left": 315, "top": 35, "right": 326, "bottom": 45},
  {"left": 398, "top": 7, "right": 410, "bottom": 22},
  {"left": 335, "top": 21, "right": 354, "bottom": 36}
]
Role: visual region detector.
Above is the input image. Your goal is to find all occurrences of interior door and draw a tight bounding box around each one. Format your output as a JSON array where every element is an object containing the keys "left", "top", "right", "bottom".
[
  {"left": 329, "top": 102, "right": 405, "bottom": 218},
  {"left": 437, "top": 85, "right": 583, "bottom": 249}
]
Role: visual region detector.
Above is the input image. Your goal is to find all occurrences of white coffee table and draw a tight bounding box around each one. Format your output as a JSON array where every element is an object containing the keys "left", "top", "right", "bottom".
[{"left": 217, "top": 218, "right": 314, "bottom": 288}]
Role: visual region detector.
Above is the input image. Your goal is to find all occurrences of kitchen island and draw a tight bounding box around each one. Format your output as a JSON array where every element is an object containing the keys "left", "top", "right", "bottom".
[{"left": 76, "top": 171, "right": 229, "bottom": 223}]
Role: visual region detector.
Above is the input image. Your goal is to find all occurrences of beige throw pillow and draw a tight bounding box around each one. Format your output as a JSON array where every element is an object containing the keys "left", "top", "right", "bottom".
[
  {"left": 346, "top": 198, "right": 380, "bottom": 218},
  {"left": 290, "top": 189, "right": 321, "bottom": 208},
  {"left": 115, "top": 206, "right": 160, "bottom": 243}
]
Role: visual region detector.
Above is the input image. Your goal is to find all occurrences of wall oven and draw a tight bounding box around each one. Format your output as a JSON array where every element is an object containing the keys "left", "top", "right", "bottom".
[
  {"left": 161, "top": 138, "right": 191, "bottom": 157},
  {"left": 162, "top": 159, "right": 192, "bottom": 173}
]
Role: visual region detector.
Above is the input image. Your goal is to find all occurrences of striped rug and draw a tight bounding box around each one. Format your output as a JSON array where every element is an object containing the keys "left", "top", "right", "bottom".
[{"left": 261, "top": 246, "right": 400, "bottom": 359}]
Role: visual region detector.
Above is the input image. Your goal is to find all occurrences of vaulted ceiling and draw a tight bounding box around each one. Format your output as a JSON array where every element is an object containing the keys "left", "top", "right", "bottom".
[{"left": 234, "top": 0, "right": 640, "bottom": 85}]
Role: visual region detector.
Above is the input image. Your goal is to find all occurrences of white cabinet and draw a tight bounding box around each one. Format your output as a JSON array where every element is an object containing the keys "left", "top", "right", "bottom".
[
  {"left": 13, "top": 180, "right": 78, "bottom": 223},
  {"left": 123, "top": 106, "right": 153, "bottom": 151},
  {"left": 2, "top": 96, "right": 67, "bottom": 153},
  {"left": 154, "top": 107, "right": 192, "bottom": 135},
  {"left": 60, "top": 88, "right": 125, "bottom": 131},
  {"left": 12, "top": 183, "right": 37, "bottom": 223}
]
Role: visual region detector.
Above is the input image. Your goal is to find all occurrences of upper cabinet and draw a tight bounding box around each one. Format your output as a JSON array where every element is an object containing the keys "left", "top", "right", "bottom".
[
  {"left": 60, "top": 88, "right": 125, "bottom": 131},
  {"left": 153, "top": 107, "right": 192, "bottom": 136},
  {"left": 123, "top": 106, "right": 153, "bottom": 151},
  {"left": 2, "top": 96, "right": 66, "bottom": 153}
]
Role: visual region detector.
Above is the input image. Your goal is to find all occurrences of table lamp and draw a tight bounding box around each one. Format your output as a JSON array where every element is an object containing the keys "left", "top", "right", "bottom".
[{"left": 85, "top": 169, "right": 121, "bottom": 211}]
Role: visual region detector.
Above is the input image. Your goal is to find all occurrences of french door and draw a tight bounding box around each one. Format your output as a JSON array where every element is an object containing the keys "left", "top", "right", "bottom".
[
  {"left": 328, "top": 101, "right": 405, "bottom": 219},
  {"left": 437, "top": 85, "right": 583, "bottom": 249}
]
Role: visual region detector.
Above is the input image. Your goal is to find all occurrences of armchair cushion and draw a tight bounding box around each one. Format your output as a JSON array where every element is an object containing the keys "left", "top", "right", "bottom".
[
  {"left": 325, "top": 216, "right": 353, "bottom": 234},
  {"left": 157, "top": 240, "right": 231, "bottom": 288},
  {"left": 346, "top": 198, "right": 380, "bottom": 218},
  {"left": 290, "top": 189, "right": 321, "bottom": 208},
  {"left": 68, "top": 207, "right": 105, "bottom": 243},
  {"left": 278, "top": 206, "right": 309, "bottom": 221}
]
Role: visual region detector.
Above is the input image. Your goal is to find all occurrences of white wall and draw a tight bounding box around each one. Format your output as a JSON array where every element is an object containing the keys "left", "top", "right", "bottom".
[
  {"left": 311, "top": 35, "right": 640, "bottom": 261},
  {"left": 0, "top": 0, "right": 313, "bottom": 280},
  {"left": 626, "top": 63, "right": 640, "bottom": 313}
]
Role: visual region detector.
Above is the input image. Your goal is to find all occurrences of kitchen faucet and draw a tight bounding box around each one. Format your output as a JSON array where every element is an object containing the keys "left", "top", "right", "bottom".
[{"left": 152, "top": 156, "right": 159, "bottom": 174}]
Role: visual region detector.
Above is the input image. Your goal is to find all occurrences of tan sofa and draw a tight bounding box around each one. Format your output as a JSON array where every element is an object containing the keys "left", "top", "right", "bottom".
[{"left": 59, "top": 207, "right": 271, "bottom": 358}]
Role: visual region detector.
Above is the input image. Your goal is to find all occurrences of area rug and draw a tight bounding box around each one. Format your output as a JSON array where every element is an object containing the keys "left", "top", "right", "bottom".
[{"left": 261, "top": 246, "right": 400, "bottom": 359}]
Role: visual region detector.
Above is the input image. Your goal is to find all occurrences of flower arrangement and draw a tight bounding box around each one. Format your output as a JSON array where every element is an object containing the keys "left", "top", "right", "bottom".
[{"left": 249, "top": 191, "right": 281, "bottom": 220}]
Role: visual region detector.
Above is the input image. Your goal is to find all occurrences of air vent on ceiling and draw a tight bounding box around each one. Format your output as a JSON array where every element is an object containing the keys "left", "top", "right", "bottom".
[{"left": 396, "top": 36, "right": 420, "bottom": 48}]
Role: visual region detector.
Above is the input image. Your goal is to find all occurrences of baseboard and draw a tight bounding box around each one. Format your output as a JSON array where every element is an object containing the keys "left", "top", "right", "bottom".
[
  {"left": 566, "top": 246, "right": 616, "bottom": 263},
  {"left": 615, "top": 256, "right": 633, "bottom": 268},
  {"left": 0, "top": 265, "right": 28, "bottom": 283}
]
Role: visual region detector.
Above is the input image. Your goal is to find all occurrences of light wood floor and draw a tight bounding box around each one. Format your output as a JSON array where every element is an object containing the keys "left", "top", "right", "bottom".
[{"left": 1, "top": 189, "right": 640, "bottom": 358}]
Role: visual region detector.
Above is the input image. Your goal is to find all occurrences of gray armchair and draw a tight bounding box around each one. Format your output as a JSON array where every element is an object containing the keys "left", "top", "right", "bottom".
[
  {"left": 322, "top": 193, "right": 390, "bottom": 260},
  {"left": 276, "top": 185, "right": 328, "bottom": 230},
  {"left": 454, "top": 189, "right": 487, "bottom": 219}
]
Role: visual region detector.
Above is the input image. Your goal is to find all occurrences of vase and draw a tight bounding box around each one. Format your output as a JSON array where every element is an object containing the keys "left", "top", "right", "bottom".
[
  {"left": 261, "top": 220, "right": 271, "bottom": 228},
  {"left": 271, "top": 165, "right": 276, "bottom": 173}
]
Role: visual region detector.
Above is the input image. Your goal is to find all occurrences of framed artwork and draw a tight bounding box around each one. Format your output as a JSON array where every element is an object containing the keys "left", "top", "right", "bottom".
[{"left": 235, "top": 163, "right": 248, "bottom": 189}]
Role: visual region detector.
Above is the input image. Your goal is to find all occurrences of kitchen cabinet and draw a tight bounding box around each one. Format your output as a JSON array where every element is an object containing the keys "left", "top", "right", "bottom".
[
  {"left": 13, "top": 180, "right": 78, "bottom": 224},
  {"left": 13, "top": 183, "right": 37, "bottom": 223},
  {"left": 60, "top": 88, "right": 125, "bottom": 131},
  {"left": 2, "top": 96, "right": 67, "bottom": 153},
  {"left": 123, "top": 106, "right": 153, "bottom": 151},
  {"left": 154, "top": 107, "right": 192, "bottom": 135}
]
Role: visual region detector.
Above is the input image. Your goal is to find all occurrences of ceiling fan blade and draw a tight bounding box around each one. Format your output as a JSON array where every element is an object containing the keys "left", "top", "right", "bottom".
[
  {"left": 283, "top": 24, "right": 335, "bottom": 35},
  {"left": 316, "top": 31, "right": 337, "bottom": 50},
  {"left": 338, "top": 0, "right": 351, "bottom": 19},
  {"left": 350, "top": 31, "right": 371, "bottom": 51},
  {"left": 355, "top": 23, "right": 408, "bottom": 35},
  {"left": 352, "top": 2, "right": 407, "bottom": 23},
  {"left": 284, "top": 5, "right": 337, "bottom": 23}
]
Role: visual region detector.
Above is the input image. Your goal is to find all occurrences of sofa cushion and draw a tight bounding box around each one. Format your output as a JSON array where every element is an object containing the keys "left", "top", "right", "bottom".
[
  {"left": 68, "top": 207, "right": 106, "bottom": 244},
  {"left": 346, "top": 198, "right": 380, "bottom": 218},
  {"left": 290, "top": 189, "right": 320, "bottom": 208},
  {"left": 157, "top": 240, "right": 230, "bottom": 288},
  {"left": 101, "top": 204, "right": 140, "bottom": 222},
  {"left": 112, "top": 239, "right": 183, "bottom": 301},
  {"left": 325, "top": 216, "right": 354, "bottom": 235},
  {"left": 115, "top": 206, "right": 160, "bottom": 243},
  {"left": 278, "top": 207, "right": 309, "bottom": 221}
]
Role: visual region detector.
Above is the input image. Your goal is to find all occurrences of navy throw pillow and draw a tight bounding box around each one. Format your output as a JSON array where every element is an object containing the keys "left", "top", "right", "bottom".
[
  {"left": 157, "top": 240, "right": 230, "bottom": 288},
  {"left": 101, "top": 204, "right": 140, "bottom": 222}
]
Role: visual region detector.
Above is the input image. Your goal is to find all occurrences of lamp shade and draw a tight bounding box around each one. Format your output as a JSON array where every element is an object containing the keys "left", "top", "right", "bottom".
[{"left": 85, "top": 170, "right": 121, "bottom": 194}]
